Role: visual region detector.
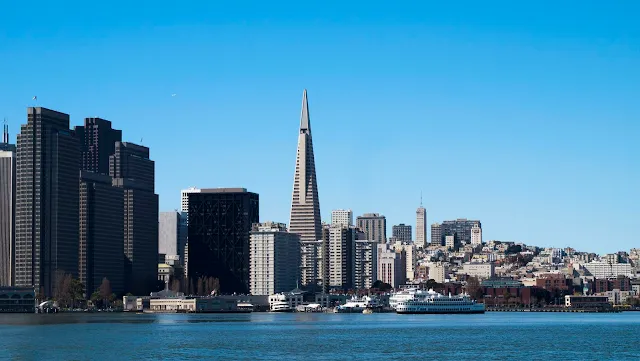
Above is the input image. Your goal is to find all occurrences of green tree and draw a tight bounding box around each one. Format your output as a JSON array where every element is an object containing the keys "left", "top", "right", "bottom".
[
  {"left": 99, "top": 278, "right": 112, "bottom": 306},
  {"left": 91, "top": 290, "right": 102, "bottom": 308},
  {"left": 465, "top": 277, "right": 481, "bottom": 299}
]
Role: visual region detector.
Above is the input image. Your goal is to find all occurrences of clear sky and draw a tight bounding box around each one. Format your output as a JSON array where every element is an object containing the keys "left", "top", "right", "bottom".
[{"left": 1, "top": 1, "right": 638, "bottom": 254}]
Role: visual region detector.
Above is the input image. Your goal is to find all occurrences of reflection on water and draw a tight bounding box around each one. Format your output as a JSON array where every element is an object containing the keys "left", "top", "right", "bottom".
[{"left": 0, "top": 313, "right": 255, "bottom": 326}]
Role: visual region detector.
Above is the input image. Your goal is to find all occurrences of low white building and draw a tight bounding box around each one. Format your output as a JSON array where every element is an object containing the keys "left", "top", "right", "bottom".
[
  {"left": 428, "top": 262, "right": 448, "bottom": 284},
  {"left": 583, "top": 262, "right": 632, "bottom": 279},
  {"left": 462, "top": 263, "right": 495, "bottom": 279}
]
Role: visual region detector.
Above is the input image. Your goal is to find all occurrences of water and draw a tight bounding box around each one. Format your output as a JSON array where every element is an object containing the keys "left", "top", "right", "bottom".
[{"left": 1, "top": 312, "right": 639, "bottom": 360}]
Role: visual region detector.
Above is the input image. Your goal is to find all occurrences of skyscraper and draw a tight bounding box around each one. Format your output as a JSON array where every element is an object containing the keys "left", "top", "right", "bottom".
[
  {"left": 187, "top": 188, "right": 259, "bottom": 294},
  {"left": 441, "top": 219, "right": 482, "bottom": 245},
  {"left": 416, "top": 203, "right": 427, "bottom": 248},
  {"left": 249, "top": 222, "right": 300, "bottom": 295},
  {"left": 331, "top": 209, "right": 353, "bottom": 227},
  {"left": 0, "top": 124, "right": 16, "bottom": 286},
  {"left": 471, "top": 224, "right": 483, "bottom": 246},
  {"left": 289, "top": 89, "right": 322, "bottom": 245},
  {"left": 79, "top": 171, "right": 125, "bottom": 295},
  {"left": 74, "top": 117, "right": 122, "bottom": 175},
  {"left": 110, "top": 141, "right": 158, "bottom": 295},
  {"left": 431, "top": 223, "right": 443, "bottom": 246},
  {"left": 14, "top": 108, "right": 80, "bottom": 297},
  {"left": 392, "top": 224, "right": 412, "bottom": 243},
  {"left": 328, "top": 225, "right": 355, "bottom": 290},
  {"left": 356, "top": 213, "right": 387, "bottom": 243},
  {"left": 354, "top": 239, "right": 378, "bottom": 290}
]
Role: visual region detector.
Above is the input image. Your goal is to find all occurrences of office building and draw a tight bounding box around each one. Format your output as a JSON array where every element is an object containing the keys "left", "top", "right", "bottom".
[
  {"left": 428, "top": 262, "right": 448, "bottom": 283},
  {"left": 440, "top": 219, "right": 482, "bottom": 245},
  {"left": 331, "top": 209, "right": 353, "bottom": 227},
  {"left": 431, "top": 223, "right": 442, "bottom": 246},
  {"left": 583, "top": 262, "right": 633, "bottom": 279},
  {"left": 354, "top": 240, "right": 378, "bottom": 290},
  {"left": 181, "top": 186, "right": 201, "bottom": 215},
  {"left": 159, "top": 211, "right": 187, "bottom": 262},
  {"left": 79, "top": 171, "right": 125, "bottom": 295},
  {"left": 180, "top": 187, "right": 200, "bottom": 278},
  {"left": 289, "top": 90, "right": 322, "bottom": 246},
  {"left": 462, "top": 263, "right": 495, "bottom": 279},
  {"left": 328, "top": 225, "right": 355, "bottom": 290},
  {"left": 0, "top": 124, "right": 16, "bottom": 286},
  {"left": 377, "top": 244, "right": 405, "bottom": 288},
  {"left": 14, "top": 108, "right": 80, "bottom": 297},
  {"left": 110, "top": 141, "right": 158, "bottom": 295},
  {"left": 187, "top": 188, "right": 259, "bottom": 294},
  {"left": 356, "top": 213, "right": 387, "bottom": 244},
  {"left": 74, "top": 117, "right": 122, "bottom": 175},
  {"left": 416, "top": 204, "right": 427, "bottom": 248},
  {"left": 249, "top": 222, "right": 300, "bottom": 295},
  {"left": 471, "top": 224, "right": 482, "bottom": 246},
  {"left": 392, "top": 224, "right": 412, "bottom": 243},
  {"left": 395, "top": 244, "right": 416, "bottom": 281}
]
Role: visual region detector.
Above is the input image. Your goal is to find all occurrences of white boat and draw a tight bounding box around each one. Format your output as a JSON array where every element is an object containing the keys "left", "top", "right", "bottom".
[
  {"left": 335, "top": 296, "right": 381, "bottom": 313},
  {"left": 268, "top": 294, "right": 294, "bottom": 312},
  {"left": 393, "top": 289, "right": 485, "bottom": 314}
]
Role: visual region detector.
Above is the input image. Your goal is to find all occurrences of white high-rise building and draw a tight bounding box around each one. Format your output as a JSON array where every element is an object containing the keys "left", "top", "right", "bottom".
[
  {"left": 331, "top": 209, "right": 353, "bottom": 227},
  {"left": 249, "top": 222, "right": 300, "bottom": 296},
  {"left": 328, "top": 225, "right": 355, "bottom": 290},
  {"left": 428, "top": 262, "right": 448, "bottom": 283},
  {"left": 181, "top": 186, "right": 201, "bottom": 214},
  {"left": 394, "top": 244, "right": 416, "bottom": 281},
  {"left": 416, "top": 204, "right": 427, "bottom": 248},
  {"left": 377, "top": 244, "right": 406, "bottom": 288},
  {"left": 354, "top": 240, "right": 378, "bottom": 290},
  {"left": 471, "top": 224, "right": 482, "bottom": 246}
]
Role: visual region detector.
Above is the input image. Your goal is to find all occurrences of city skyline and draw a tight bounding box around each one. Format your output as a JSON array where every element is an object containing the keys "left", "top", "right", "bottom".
[{"left": 1, "top": 2, "right": 639, "bottom": 254}]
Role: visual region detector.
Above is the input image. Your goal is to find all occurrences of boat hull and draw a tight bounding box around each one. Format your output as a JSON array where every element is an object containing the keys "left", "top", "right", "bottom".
[{"left": 396, "top": 310, "right": 485, "bottom": 314}]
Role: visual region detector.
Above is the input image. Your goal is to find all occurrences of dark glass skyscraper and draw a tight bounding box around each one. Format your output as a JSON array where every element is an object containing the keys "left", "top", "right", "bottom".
[
  {"left": 74, "top": 118, "right": 122, "bottom": 175},
  {"left": 187, "top": 188, "right": 259, "bottom": 294},
  {"left": 14, "top": 108, "right": 80, "bottom": 297},
  {"left": 110, "top": 142, "right": 158, "bottom": 295}
]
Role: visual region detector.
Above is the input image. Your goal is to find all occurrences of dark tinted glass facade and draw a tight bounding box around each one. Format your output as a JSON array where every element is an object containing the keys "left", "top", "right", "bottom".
[{"left": 187, "top": 189, "right": 259, "bottom": 294}]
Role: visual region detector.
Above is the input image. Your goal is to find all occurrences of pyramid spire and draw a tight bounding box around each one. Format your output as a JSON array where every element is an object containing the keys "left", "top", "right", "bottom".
[{"left": 300, "top": 89, "right": 310, "bottom": 133}]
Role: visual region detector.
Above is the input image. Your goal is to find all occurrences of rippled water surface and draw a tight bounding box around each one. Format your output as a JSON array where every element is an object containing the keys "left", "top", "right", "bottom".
[{"left": 1, "top": 312, "right": 639, "bottom": 360}]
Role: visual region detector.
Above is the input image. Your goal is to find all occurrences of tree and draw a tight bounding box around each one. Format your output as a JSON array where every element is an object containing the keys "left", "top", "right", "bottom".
[
  {"left": 54, "top": 271, "right": 72, "bottom": 308},
  {"left": 197, "top": 277, "right": 205, "bottom": 296},
  {"left": 371, "top": 280, "right": 392, "bottom": 292},
  {"left": 69, "top": 279, "right": 85, "bottom": 308},
  {"left": 91, "top": 290, "right": 102, "bottom": 308},
  {"left": 170, "top": 279, "right": 181, "bottom": 293},
  {"left": 99, "top": 278, "right": 112, "bottom": 306},
  {"left": 465, "top": 277, "right": 481, "bottom": 299}
]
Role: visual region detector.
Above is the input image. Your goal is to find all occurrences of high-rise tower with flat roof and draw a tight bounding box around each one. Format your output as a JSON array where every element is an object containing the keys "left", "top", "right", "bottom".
[{"left": 0, "top": 123, "right": 16, "bottom": 286}]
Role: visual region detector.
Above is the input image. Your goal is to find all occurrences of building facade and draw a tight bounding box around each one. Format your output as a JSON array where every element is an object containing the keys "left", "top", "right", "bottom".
[
  {"left": 416, "top": 205, "right": 427, "bottom": 248},
  {"left": 431, "top": 223, "right": 442, "bottom": 246},
  {"left": 249, "top": 222, "right": 300, "bottom": 295},
  {"left": 440, "top": 219, "right": 482, "bottom": 245},
  {"left": 74, "top": 117, "right": 122, "bottom": 175},
  {"left": 79, "top": 171, "right": 125, "bottom": 295},
  {"left": 289, "top": 90, "right": 322, "bottom": 247},
  {"left": 354, "top": 240, "right": 378, "bottom": 290},
  {"left": 471, "top": 224, "right": 482, "bottom": 246},
  {"left": 14, "top": 108, "right": 80, "bottom": 297},
  {"left": 110, "top": 142, "right": 158, "bottom": 295},
  {"left": 356, "top": 213, "right": 387, "bottom": 244},
  {"left": 462, "top": 263, "right": 495, "bottom": 279},
  {"left": 0, "top": 125, "right": 16, "bottom": 287},
  {"left": 331, "top": 209, "right": 353, "bottom": 227},
  {"left": 392, "top": 224, "right": 412, "bottom": 243},
  {"left": 187, "top": 188, "right": 259, "bottom": 294},
  {"left": 377, "top": 244, "right": 405, "bottom": 288},
  {"left": 328, "top": 225, "right": 355, "bottom": 290},
  {"left": 159, "top": 211, "right": 187, "bottom": 263}
]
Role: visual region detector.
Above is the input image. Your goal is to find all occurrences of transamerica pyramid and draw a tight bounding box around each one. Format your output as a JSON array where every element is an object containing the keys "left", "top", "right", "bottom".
[{"left": 289, "top": 89, "right": 322, "bottom": 244}]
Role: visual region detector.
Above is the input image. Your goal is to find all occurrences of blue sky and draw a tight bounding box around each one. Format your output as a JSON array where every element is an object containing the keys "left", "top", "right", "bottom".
[{"left": 1, "top": 1, "right": 638, "bottom": 254}]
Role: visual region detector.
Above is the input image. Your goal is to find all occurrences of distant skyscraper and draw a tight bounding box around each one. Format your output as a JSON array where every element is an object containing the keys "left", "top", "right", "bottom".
[
  {"left": 159, "top": 211, "right": 187, "bottom": 262},
  {"left": 392, "top": 224, "right": 412, "bottom": 243},
  {"left": 249, "top": 222, "right": 300, "bottom": 295},
  {"left": 110, "top": 141, "right": 158, "bottom": 295},
  {"left": 0, "top": 124, "right": 16, "bottom": 286},
  {"left": 328, "top": 225, "right": 355, "bottom": 290},
  {"left": 416, "top": 202, "right": 427, "bottom": 248},
  {"left": 79, "top": 171, "right": 125, "bottom": 295},
  {"left": 377, "top": 244, "right": 405, "bottom": 288},
  {"left": 356, "top": 213, "right": 387, "bottom": 243},
  {"left": 74, "top": 117, "right": 122, "bottom": 175},
  {"left": 180, "top": 186, "right": 200, "bottom": 279},
  {"left": 187, "top": 188, "right": 259, "bottom": 294},
  {"left": 331, "top": 209, "right": 353, "bottom": 227},
  {"left": 289, "top": 90, "right": 322, "bottom": 245},
  {"left": 354, "top": 239, "right": 378, "bottom": 290},
  {"left": 181, "top": 187, "right": 201, "bottom": 215},
  {"left": 14, "top": 108, "right": 80, "bottom": 297},
  {"left": 431, "top": 223, "right": 443, "bottom": 246},
  {"left": 471, "top": 224, "right": 482, "bottom": 246}
]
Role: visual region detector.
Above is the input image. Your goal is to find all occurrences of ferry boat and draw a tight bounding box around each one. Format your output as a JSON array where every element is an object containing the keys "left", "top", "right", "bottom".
[
  {"left": 335, "top": 296, "right": 381, "bottom": 313},
  {"left": 393, "top": 289, "right": 485, "bottom": 314},
  {"left": 268, "top": 294, "right": 295, "bottom": 312}
]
